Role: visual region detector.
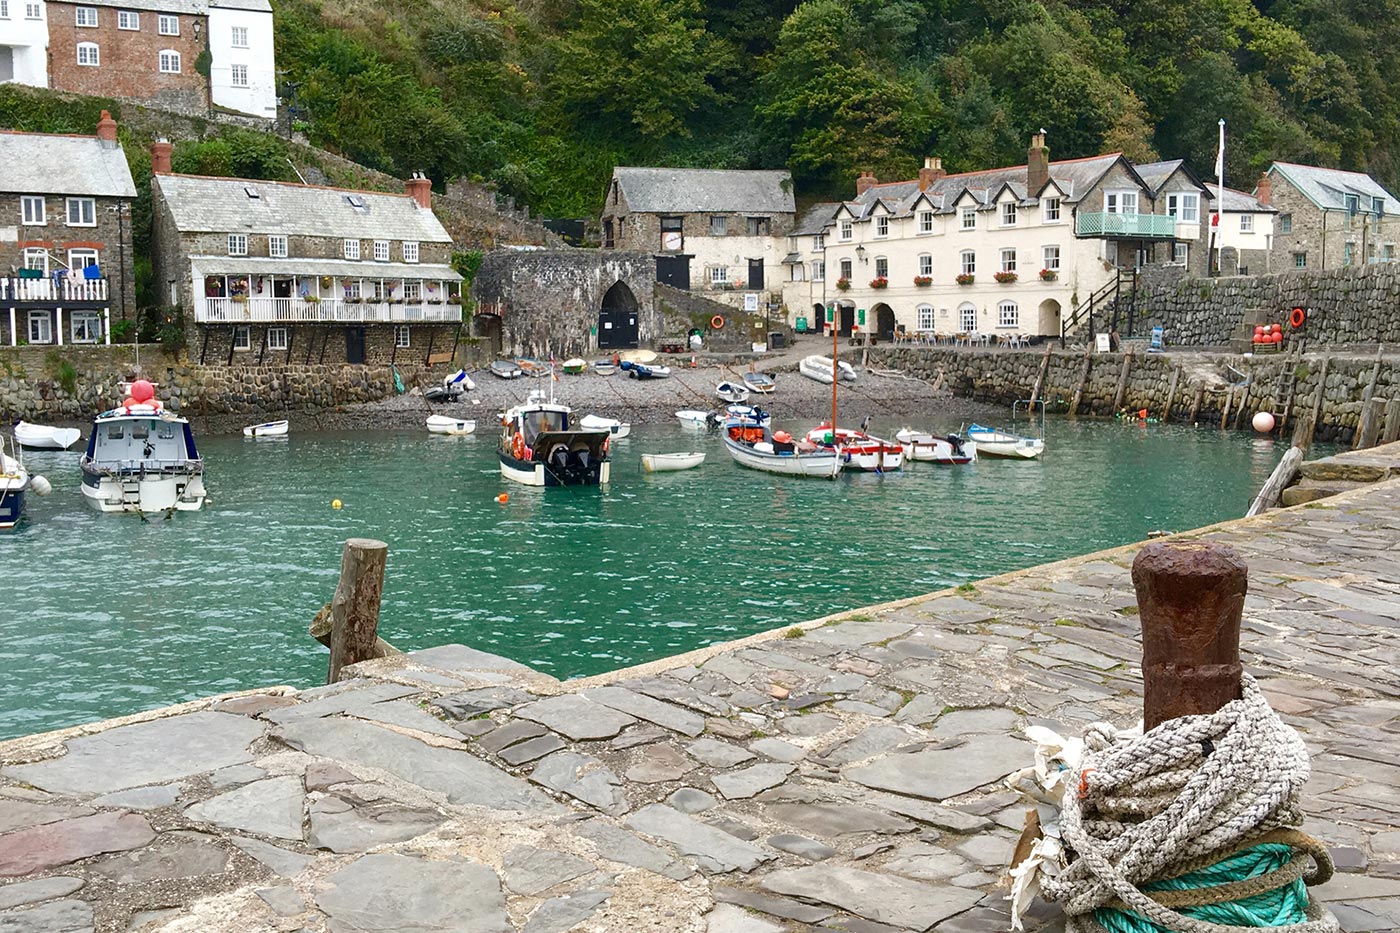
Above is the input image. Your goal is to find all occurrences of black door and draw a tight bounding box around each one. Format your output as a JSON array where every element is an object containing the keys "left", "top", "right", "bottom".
[
  {"left": 748, "top": 259, "right": 765, "bottom": 290},
  {"left": 839, "top": 305, "right": 855, "bottom": 337},
  {"left": 656, "top": 255, "right": 691, "bottom": 290},
  {"left": 598, "top": 281, "right": 640, "bottom": 350},
  {"left": 345, "top": 326, "right": 366, "bottom": 364}
]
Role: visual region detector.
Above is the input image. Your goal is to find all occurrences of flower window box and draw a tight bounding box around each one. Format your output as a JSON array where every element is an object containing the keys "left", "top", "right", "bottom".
[
  {"left": 869, "top": 276, "right": 889, "bottom": 289},
  {"left": 955, "top": 273, "right": 975, "bottom": 286},
  {"left": 913, "top": 275, "right": 933, "bottom": 286},
  {"left": 993, "top": 271, "right": 1018, "bottom": 284}
]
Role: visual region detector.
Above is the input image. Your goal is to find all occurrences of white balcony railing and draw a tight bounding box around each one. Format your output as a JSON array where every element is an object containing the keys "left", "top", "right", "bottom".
[
  {"left": 0, "top": 277, "right": 110, "bottom": 303},
  {"left": 196, "top": 297, "right": 462, "bottom": 324}
]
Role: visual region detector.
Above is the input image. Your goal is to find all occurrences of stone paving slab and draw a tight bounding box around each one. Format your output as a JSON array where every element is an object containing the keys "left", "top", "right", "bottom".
[{"left": 8, "top": 481, "right": 1400, "bottom": 930}]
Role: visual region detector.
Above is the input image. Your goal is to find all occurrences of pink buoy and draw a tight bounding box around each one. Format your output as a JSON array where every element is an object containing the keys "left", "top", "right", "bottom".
[
  {"left": 1252, "top": 411, "right": 1276, "bottom": 433},
  {"left": 129, "top": 379, "right": 155, "bottom": 403}
]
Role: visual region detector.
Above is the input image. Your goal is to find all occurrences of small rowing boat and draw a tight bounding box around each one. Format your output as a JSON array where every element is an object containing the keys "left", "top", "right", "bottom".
[
  {"left": 966, "top": 423, "right": 1044, "bottom": 459},
  {"left": 742, "top": 372, "right": 776, "bottom": 394},
  {"left": 619, "top": 349, "right": 659, "bottom": 365},
  {"left": 716, "top": 381, "right": 750, "bottom": 404},
  {"left": 562, "top": 358, "right": 587, "bottom": 375},
  {"left": 517, "top": 358, "right": 550, "bottom": 378},
  {"left": 242, "top": 420, "right": 289, "bottom": 438},
  {"left": 622, "top": 361, "right": 672, "bottom": 379},
  {"left": 15, "top": 421, "right": 82, "bottom": 450},
  {"left": 641, "top": 451, "right": 706, "bottom": 473},
  {"left": 895, "top": 428, "right": 976, "bottom": 464},
  {"left": 491, "top": 360, "right": 523, "bottom": 380},
  {"left": 725, "top": 404, "right": 770, "bottom": 428},
  {"left": 593, "top": 360, "right": 618, "bottom": 376},
  {"left": 676, "top": 409, "right": 720, "bottom": 431},
  {"left": 427, "top": 415, "right": 476, "bottom": 435}
]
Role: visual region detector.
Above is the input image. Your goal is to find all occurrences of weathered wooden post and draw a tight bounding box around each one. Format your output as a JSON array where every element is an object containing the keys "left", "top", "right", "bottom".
[
  {"left": 1112, "top": 349, "right": 1133, "bottom": 412},
  {"left": 1188, "top": 383, "right": 1205, "bottom": 423},
  {"left": 1383, "top": 398, "right": 1400, "bottom": 445},
  {"left": 1163, "top": 365, "right": 1180, "bottom": 423},
  {"left": 326, "top": 538, "right": 389, "bottom": 683},
  {"left": 1355, "top": 396, "right": 1387, "bottom": 450},
  {"left": 1069, "top": 353, "right": 1093, "bottom": 417},
  {"left": 1132, "top": 541, "right": 1245, "bottom": 729},
  {"left": 1292, "top": 408, "right": 1317, "bottom": 454}
]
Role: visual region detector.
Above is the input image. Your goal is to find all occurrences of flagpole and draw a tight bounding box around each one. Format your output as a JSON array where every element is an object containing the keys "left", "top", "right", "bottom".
[{"left": 1216, "top": 118, "right": 1225, "bottom": 275}]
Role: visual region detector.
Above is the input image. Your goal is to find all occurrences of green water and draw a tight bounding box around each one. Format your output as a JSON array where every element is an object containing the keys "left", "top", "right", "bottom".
[{"left": 2, "top": 417, "right": 1293, "bottom": 738}]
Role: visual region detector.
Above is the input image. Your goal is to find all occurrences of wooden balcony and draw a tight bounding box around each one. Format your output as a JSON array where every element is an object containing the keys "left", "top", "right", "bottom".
[
  {"left": 0, "top": 276, "right": 110, "bottom": 305},
  {"left": 196, "top": 297, "right": 462, "bottom": 324},
  {"left": 1075, "top": 213, "right": 1177, "bottom": 240}
]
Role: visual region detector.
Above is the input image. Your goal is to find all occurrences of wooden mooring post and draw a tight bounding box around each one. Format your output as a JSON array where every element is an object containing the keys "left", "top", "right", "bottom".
[
  {"left": 1030, "top": 343, "right": 1053, "bottom": 404},
  {"left": 1383, "top": 398, "right": 1400, "bottom": 445},
  {"left": 1163, "top": 365, "right": 1181, "bottom": 424},
  {"left": 1069, "top": 353, "right": 1093, "bottom": 417},
  {"left": 313, "top": 538, "right": 395, "bottom": 683},
  {"left": 1188, "top": 383, "right": 1205, "bottom": 423},
  {"left": 1356, "top": 396, "right": 1388, "bottom": 450},
  {"left": 1291, "top": 409, "right": 1317, "bottom": 454},
  {"left": 1112, "top": 350, "right": 1133, "bottom": 412},
  {"left": 1133, "top": 541, "right": 1245, "bottom": 729}
]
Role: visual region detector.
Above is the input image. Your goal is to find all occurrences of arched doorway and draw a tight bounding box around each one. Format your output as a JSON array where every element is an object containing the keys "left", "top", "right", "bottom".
[
  {"left": 598, "top": 281, "right": 639, "bottom": 350},
  {"left": 472, "top": 312, "right": 503, "bottom": 356},
  {"left": 872, "top": 303, "right": 896, "bottom": 343},
  {"left": 1037, "top": 298, "right": 1061, "bottom": 338},
  {"left": 811, "top": 302, "right": 826, "bottom": 335},
  {"left": 837, "top": 300, "right": 855, "bottom": 337},
  {"left": 957, "top": 301, "right": 978, "bottom": 335}
]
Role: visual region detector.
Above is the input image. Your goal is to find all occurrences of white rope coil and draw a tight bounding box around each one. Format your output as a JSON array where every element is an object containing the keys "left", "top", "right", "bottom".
[{"left": 1041, "top": 673, "right": 1336, "bottom": 933}]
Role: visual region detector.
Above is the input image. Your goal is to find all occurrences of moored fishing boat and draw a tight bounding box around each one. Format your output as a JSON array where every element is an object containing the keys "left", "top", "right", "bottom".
[
  {"left": 742, "top": 372, "right": 776, "bottom": 394},
  {"left": 562, "top": 358, "right": 588, "bottom": 375},
  {"left": 580, "top": 414, "right": 631, "bottom": 439},
  {"left": 722, "top": 415, "right": 842, "bottom": 480},
  {"left": 716, "top": 381, "right": 750, "bottom": 404},
  {"left": 14, "top": 421, "right": 81, "bottom": 450},
  {"left": 242, "top": 420, "right": 289, "bottom": 438},
  {"left": 676, "top": 409, "right": 721, "bottom": 431},
  {"left": 895, "top": 428, "right": 976, "bottom": 465},
  {"left": 805, "top": 422, "right": 904, "bottom": 472},
  {"left": 80, "top": 380, "right": 206, "bottom": 513},
  {"left": 725, "top": 404, "right": 771, "bottom": 428},
  {"left": 499, "top": 390, "right": 611, "bottom": 487},
  {"left": 426, "top": 415, "right": 476, "bottom": 435},
  {"left": 0, "top": 434, "right": 51, "bottom": 529},
  {"left": 965, "top": 423, "right": 1044, "bottom": 459},
  {"left": 641, "top": 451, "right": 706, "bottom": 473},
  {"left": 799, "top": 355, "right": 857, "bottom": 384},
  {"left": 491, "top": 360, "right": 523, "bottom": 380}
]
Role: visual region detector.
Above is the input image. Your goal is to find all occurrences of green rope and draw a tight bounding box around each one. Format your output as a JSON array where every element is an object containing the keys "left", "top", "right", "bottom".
[{"left": 1094, "top": 845, "right": 1312, "bottom": 933}]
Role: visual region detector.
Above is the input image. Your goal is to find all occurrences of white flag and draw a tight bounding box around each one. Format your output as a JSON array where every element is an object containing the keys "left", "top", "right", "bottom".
[{"left": 1214, "top": 119, "right": 1225, "bottom": 181}]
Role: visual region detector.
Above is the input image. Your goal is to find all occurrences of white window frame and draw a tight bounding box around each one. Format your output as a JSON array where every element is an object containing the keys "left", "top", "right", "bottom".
[
  {"left": 20, "top": 195, "right": 45, "bottom": 225},
  {"left": 27, "top": 310, "right": 52, "bottom": 344},
  {"left": 918, "top": 254, "right": 932, "bottom": 276},
  {"left": 1167, "top": 192, "right": 1200, "bottom": 223},
  {"left": 874, "top": 256, "right": 888, "bottom": 278},
  {"left": 266, "top": 327, "right": 289, "bottom": 351},
  {"left": 790, "top": 263, "right": 805, "bottom": 282},
  {"left": 75, "top": 6, "right": 97, "bottom": 26},
  {"left": 839, "top": 220, "right": 853, "bottom": 242},
  {"left": 960, "top": 250, "right": 975, "bottom": 275},
  {"left": 960, "top": 208, "right": 976, "bottom": 230},
  {"left": 117, "top": 10, "right": 138, "bottom": 29},
  {"left": 1000, "top": 201, "right": 1017, "bottom": 226},
  {"left": 76, "top": 42, "right": 99, "bottom": 66},
  {"left": 158, "top": 13, "right": 178, "bottom": 35},
  {"left": 22, "top": 248, "right": 48, "bottom": 273},
  {"left": 709, "top": 266, "right": 728, "bottom": 285},
  {"left": 65, "top": 197, "right": 95, "bottom": 227},
  {"left": 1, "top": 2, "right": 11, "bottom": 18},
  {"left": 812, "top": 233, "right": 825, "bottom": 251},
  {"left": 402, "top": 241, "right": 419, "bottom": 263},
  {"left": 231, "top": 25, "right": 248, "bottom": 47},
  {"left": 959, "top": 303, "right": 977, "bottom": 333},
  {"left": 1105, "top": 190, "right": 1139, "bottom": 214},
  {"left": 67, "top": 248, "right": 99, "bottom": 272},
  {"left": 839, "top": 259, "right": 852, "bottom": 281},
  {"left": 1043, "top": 197, "right": 1061, "bottom": 223},
  {"left": 874, "top": 215, "right": 889, "bottom": 238},
  {"left": 158, "top": 50, "right": 181, "bottom": 73},
  {"left": 918, "top": 210, "right": 934, "bottom": 234},
  {"left": 1000, "top": 248, "right": 1017, "bottom": 274},
  {"left": 373, "top": 240, "right": 390, "bottom": 262},
  {"left": 997, "top": 300, "right": 1019, "bottom": 328},
  {"left": 25, "top": 1, "right": 40, "bottom": 17},
  {"left": 917, "top": 304, "right": 934, "bottom": 331},
  {"left": 230, "top": 64, "right": 248, "bottom": 87},
  {"left": 1042, "top": 245, "right": 1060, "bottom": 271},
  {"left": 1173, "top": 242, "right": 1189, "bottom": 265},
  {"left": 403, "top": 280, "right": 422, "bottom": 301},
  {"left": 1240, "top": 214, "right": 1255, "bottom": 234},
  {"left": 70, "top": 310, "right": 102, "bottom": 344},
  {"left": 228, "top": 234, "right": 249, "bottom": 257},
  {"left": 811, "top": 260, "right": 825, "bottom": 280},
  {"left": 232, "top": 325, "right": 251, "bottom": 351},
  {"left": 268, "top": 235, "right": 288, "bottom": 258},
  {"left": 343, "top": 239, "right": 361, "bottom": 260},
  {"left": 394, "top": 325, "right": 411, "bottom": 348}
]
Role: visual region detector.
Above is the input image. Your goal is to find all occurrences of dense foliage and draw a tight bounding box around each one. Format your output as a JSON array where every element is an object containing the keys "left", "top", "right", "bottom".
[{"left": 271, "top": 0, "right": 1400, "bottom": 216}]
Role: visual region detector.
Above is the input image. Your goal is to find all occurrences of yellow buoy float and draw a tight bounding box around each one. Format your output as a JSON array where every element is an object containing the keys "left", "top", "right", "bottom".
[{"left": 331, "top": 499, "right": 343, "bottom": 510}]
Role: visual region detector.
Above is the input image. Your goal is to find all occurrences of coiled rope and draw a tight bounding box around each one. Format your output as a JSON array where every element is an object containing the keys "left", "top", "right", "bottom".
[{"left": 1041, "top": 674, "right": 1336, "bottom": 933}]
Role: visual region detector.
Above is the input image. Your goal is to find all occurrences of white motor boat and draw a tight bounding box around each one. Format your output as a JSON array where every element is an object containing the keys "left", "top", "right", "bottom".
[
  {"left": 0, "top": 434, "right": 50, "bottom": 529},
  {"left": 716, "top": 381, "right": 750, "bottom": 404},
  {"left": 722, "top": 416, "right": 841, "bottom": 480},
  {"left": 80, "top": 383, "right": 206, "bottom": 513},
  {"left": 580, "top": 414, "right": 631, "bottom": 439},
  {"left": 895, "top": 428, "right": 976, "bottom": 465},
  {"left": 965, "top": 423, "right": 1044, "bottom": 459},
  {"left": 425, "top": 369, "right": 476, "bottom": 402},
  {"left": 725, "top": 404, "right": 771, "bottom": 428},
  {"left": 805, "top": 423, "right": 904, "bottom": 472},
  {"left": 499, "top": 390, "right": 611, "bottom": 487},
  {"left": 676, "top": 409, "right": 716, "bottom": 430},
  {"left": 641, "top": 451, "right": 706, "bottom": 473},
  {"left": 799, "top": 355, "right": 857, "bottom": 384},
  {"left": 426, "top": 415, "right": 476, "bottom": 435},
  {"left": 242, "top": 420, "right": 289, "bottom": 438},
  {"left": 15, "top": 421, "right": 81, "bottom": 450}
]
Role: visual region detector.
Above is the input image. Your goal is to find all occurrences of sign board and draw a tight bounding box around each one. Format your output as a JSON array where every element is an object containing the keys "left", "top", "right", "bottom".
[
  {"left": 826, "top": 305, "right": 835, "bottom": 323},
  {"left": 744, "top": 293, "right": 759, "bottom": 313},
  {"left": 795, "top": 316, "right": 808, "bottom": 332},
  {"left": 858, "top": 308, "right": 866, "bottom": 326},
  {"left": 1095, "top": 333, "right": 1111, "bottom": 353},
  {"left": 1150, "top": 326, "right": 1164, "bottom": 351}
]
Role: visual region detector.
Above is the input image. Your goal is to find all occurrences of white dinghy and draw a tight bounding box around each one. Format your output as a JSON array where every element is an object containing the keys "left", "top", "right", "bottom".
[
  {"left": 716, "top": 381, "right": 750, "bottom": 404},
  {"left": 580, "top": 414, "right": 631, "bottom": 439},
  {"left": 799, "top": 355, "right": 857, "bottom": 384},
  {"left": 15, "top": 421, "right": 82, "bottom": 450},
  {"left": 641, "top": 451, "right": 706, "bottom": 473},
  {"left": 426, "top": 415, "right": 476, "bottom": 435},
  {"left": 242, "top": 420, "right": 289, "bottom": 438}
]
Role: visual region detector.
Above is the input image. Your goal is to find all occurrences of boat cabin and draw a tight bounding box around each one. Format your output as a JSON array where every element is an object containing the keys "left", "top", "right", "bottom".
[{"left": 86, "top": 414, "right": 199, "bottom": 471}]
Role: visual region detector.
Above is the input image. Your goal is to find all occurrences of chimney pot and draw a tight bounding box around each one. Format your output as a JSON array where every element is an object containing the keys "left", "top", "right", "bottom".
[
  {"left": 150, "top": 137, "right": 173, "bottom": 175},
  {"left": 406, "top": 174, "right": 433, "bottom": 209},
  {"left": 1027, "top": 132, "right": 1050, "bottom": 195},
  {"left": 1255, "top": 172, "right": 1272, "bottom": 207},
  {"left": 918, "top": 156, "right": 946, "bottom": 191},
  {"left": 855, "top": 171, "right": 878, "bottom": 197},
  {"left": 95, "top": 110, "right": 118, "bottom": 148}
]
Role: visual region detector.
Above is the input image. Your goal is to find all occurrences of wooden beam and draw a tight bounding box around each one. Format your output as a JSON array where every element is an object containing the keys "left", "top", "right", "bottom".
[
  {"left": 1188, "top": 383, "right": 1205, "bottom": 424},
  {"left": 1069, "top": 352, "right": 1092, "bottom": 417},
  {"left": 1163, "top": 365, "right": 1180, "bottom": 424},
  {"left": 1383, "top": 397, "right": 1400, "bottom": 445},
  {"left": 1030, "top": 343, "right": 1053, "bottom": 404},
  {"left": 326, "top": 538, "right": 390, "bottom": 683},
  {"left": 1291, "top": 408, "right": 1317, "bottom": 454},
  {"left": 1112, "top": 350, "right": 1133, "bottom": 412},
  {"left": 1356, "top": 396, "right": 1387, "bottom": 450},
  {"left": 1246, "top": 446, "right": 1303, "bottom": 517}
]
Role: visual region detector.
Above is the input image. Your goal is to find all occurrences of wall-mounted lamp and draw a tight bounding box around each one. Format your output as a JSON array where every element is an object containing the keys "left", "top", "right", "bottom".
[{"left": 855, "top": 245, "right": 867, "bottom": 264}]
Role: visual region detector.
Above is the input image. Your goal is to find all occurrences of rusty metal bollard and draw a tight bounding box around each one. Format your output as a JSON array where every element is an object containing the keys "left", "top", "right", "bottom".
[{"left": 1132, "top": 541, "right": 1246, "bottom": 730}]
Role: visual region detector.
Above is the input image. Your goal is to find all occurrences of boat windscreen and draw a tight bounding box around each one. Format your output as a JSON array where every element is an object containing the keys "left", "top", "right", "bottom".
[{"left": 522, "top": 409, "right": 567, "bottom": 444}]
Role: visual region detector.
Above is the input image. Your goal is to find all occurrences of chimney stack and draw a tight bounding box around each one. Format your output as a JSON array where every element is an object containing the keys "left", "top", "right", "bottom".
[
  {"left": 1254, "top": 171, "right": 1272, "bottom": 206},
  {"left": 1027, "top": 131, "right": 1050, "bottom": 194},
  {"left": 855, "top": 171, "right": 878, "bottom": 197},
  {"left": 918, "top": 156, "right": 945, "bottom": 191},
  {"left": 150, "top": 137, "right": 172, "bottom": 175},
  {"left": 405, "top": 172, "right": 433, "bottom": 210},
  {"left": 95, "top": 110, "right": 118, "bottom": 149}
]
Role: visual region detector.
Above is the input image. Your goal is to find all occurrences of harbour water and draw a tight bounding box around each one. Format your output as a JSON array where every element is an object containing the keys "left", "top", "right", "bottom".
[{"left": 1, "top": 417, "right": 1299, "bottom": 738}]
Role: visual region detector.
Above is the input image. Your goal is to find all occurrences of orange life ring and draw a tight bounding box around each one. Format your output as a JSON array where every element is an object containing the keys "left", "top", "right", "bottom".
[
  {"left": 1289, "top": 306, "right": 1306, "bottom": 329},
  {"left": 710, "top": 315, "right": 725, "bottom": 330},
  {"left": 602, "top": 436, "right": 610, "bottom": 456},
  {"left": 511, "top": 432, "right": 525, "bottom": 459}
]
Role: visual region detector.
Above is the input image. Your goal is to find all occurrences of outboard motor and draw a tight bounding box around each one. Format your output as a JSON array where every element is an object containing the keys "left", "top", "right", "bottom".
[{"left": 946, "top": 433, "right": 966, "bottom": 457}]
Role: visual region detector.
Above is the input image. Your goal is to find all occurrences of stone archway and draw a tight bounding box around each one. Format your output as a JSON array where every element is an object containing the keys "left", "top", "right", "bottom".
[
  {"left": 1037, "top": 298, "right": 1062, "bottom": 337},
  {"left": 871, "top": 303, "right": 896, "bottom": 343},
  {"left": 810, "top": 302, "right": 826, "bottom": 334},
  {"left": 598, "top": 281, "right": 640, "bottom": 350}
]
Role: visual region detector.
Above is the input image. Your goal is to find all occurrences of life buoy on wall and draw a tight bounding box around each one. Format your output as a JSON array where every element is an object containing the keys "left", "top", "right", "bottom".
[
  {"left": 1290, "top": 306, "right": 1307, "bottom": 329},
  {"left": 710, "top": 315, "right": 725, "bottom": 330}
]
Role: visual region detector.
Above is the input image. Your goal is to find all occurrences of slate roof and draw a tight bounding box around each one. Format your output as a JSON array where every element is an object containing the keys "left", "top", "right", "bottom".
[
  {"left": 612, "top": 168, "right": 795, "bottom": 214},
  {"left": 0, "top": 131, "right": 138, "bottom": 198},
  {"left": 189, "top": 257, "right": 461, "bottom": 281},
  {"left": 75, "top": 0, "right": 271, "bottom": 12},
  {"left": 1268, "top": 163, "right": 1400, "bottom": 212},
  {"left": 155, "top": 175, "right": 453, "bottom": 242},
  {"left": 1205, "top": 184, "right": 1275, "bottom": 214},
  {"left": 792, "top": 202, "right": 840, "bottom": 236}
]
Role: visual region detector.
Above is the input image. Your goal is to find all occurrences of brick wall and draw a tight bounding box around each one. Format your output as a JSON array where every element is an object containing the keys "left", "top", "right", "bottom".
[
  {"left": 0, "top": 191, "right": 137, "bottom": 319},
  {"left": 47, "top": 2, "right": 208, "bottom": 115}
]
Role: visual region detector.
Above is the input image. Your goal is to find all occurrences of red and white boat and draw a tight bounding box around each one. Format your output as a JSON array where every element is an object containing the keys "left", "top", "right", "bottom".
[
  {"left": 805, "top": 422, "right": 903, "bottom": 472},
  {"left": 895, "top": 428, "right": 976, "bottom": 465}
]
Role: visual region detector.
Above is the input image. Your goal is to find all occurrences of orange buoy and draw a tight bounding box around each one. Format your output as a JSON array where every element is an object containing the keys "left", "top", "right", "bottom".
[
  {"left": 1138, "top": 408, "right": 1149, "bottom": 419},
  {"left": 711, "top": 314, "right": 725, "bottom": 329},
  {"left": 496, "top": 493, "right": 509, "bottom": 504}
]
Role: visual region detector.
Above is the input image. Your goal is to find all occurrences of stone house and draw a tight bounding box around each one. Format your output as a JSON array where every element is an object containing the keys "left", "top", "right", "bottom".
[
  {"left": 1255, "top": 163, "right": 1400, "bottom": 272},
  {"left": 150, "top": 143, "right": 463, "bottom": 366},
  {"left": 600, "top": 167, "right": 795, "bottom": 312},
  {"left": 34, "top": 0, "right": 276, "bottom": 119},
  {"left": 1203, "top": 183, "right": 1276, "bottom": 276},
  {"left": 786, "top": 134, "right": 1210, "bottom": 341},
  {"left": 0, "top": 111, "right": 136, "bottom": 347}
]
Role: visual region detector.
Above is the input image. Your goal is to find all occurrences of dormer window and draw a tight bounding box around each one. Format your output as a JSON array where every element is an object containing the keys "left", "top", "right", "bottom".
[
  {"left": 839, "top": 220, "right": 853, "bottom": 241},
  {"left": 1043, "top": 197, "right": 1061, "bottom": 223},
  {"left": 1374, "top": 197, "right": 1386, "bottom": 215},
  {"left": 1167, "top": 193, "right": 1199, "bottom": 222},
  {"left": 1345, "top": 194, "right": 1360, "bottom": 215},
  {"left": 875, "top": 215, "right": 889, "bottom": 237},
  {"left": 961, "top": 208, "right": 976, "bottom": 230},
  {"left": 918, "top": 210, "right": 934, "bottom": 234},
  {"left": 1105, "top": 191, "right": 1138, "bottom": 214},
  {"left": 1000, "top": 202, "right": 1017, "bottom": 226}
]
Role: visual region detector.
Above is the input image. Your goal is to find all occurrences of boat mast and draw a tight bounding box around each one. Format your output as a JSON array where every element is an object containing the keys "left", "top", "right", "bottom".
[{"left": 830, "top": 304, "right": 838, "bottom": 437}]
